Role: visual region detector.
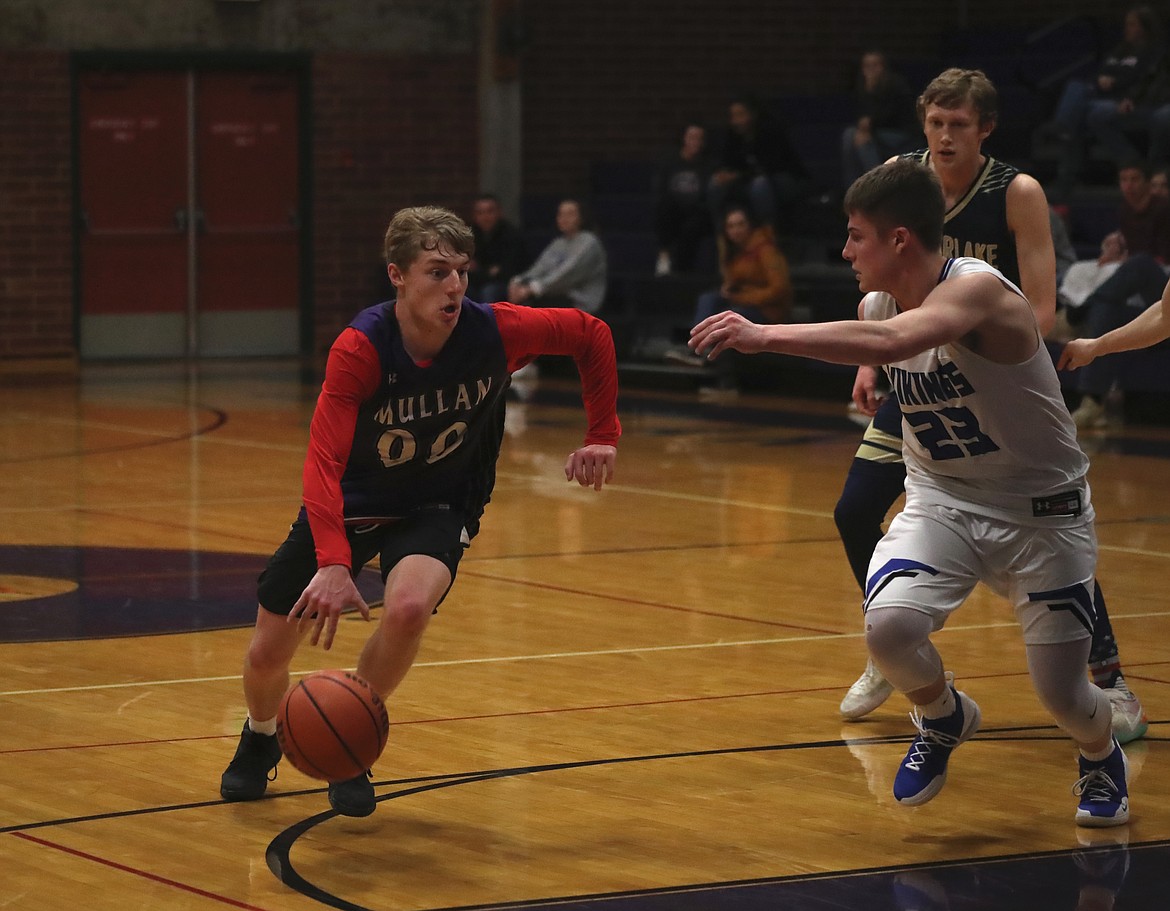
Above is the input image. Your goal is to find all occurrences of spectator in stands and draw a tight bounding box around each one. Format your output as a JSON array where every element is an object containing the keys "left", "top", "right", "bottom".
[
  {"left": 653, "top": 121, "right": 715, "bottom": 276},
  {"left": 1053, "top": 231, "right": 1128, "bottom": 342},
  {"left": 708, "top": 92, "right": 809, "bottom": 232},
  {"left": 467, "top": 193, "right": 528, "bottom": 303},
  {"left": 1150, "top": 164, "right": 1169, "bottom": 198},
  {"left": 840, "top": 50, "right": 917, "bottom": 189},
  {"left": 1047, "top": 5, "right": 1164, "bottom": 203},
  {"left": 1087, "top": 37, "right": 1170, "bottom": 175},
  {"left": 508, "top": 199, "right": 608, "bottom": 314},
  {"left": 1116, "top": 158, "right": 1170, "bottom": 258},
  {"left": 1058, "top": 273, "right": 1170, "bottom": 374},
  {"left": 665, "top": 205, "right": 791, "bottom": 395},
  {"left": 1064, "top": 160, "right": 1170, "bottom": 427}
]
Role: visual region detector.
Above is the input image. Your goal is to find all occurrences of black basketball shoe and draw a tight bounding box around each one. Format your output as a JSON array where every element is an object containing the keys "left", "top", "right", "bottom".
[
  {"left": 328, "top": 770, "right": 376, "bottom": 817},
  {"left": 220, "top": 721, "right": 282, "bottom": 801}
]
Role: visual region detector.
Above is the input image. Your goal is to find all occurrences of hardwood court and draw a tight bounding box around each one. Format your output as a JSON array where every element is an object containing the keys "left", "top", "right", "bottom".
[{"left": 0, "top": 360, "right": 1166, "bottom": 911}]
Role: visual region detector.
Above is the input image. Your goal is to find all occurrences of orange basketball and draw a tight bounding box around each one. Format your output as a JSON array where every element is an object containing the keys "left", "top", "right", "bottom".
[{"left": 276, "top": 670, "right": 389, "bottom": 782}]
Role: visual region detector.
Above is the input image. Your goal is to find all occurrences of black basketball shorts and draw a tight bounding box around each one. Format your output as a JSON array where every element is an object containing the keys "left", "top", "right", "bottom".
[{"left": 256, "top": 506, "right": 469, "bottom": 615}]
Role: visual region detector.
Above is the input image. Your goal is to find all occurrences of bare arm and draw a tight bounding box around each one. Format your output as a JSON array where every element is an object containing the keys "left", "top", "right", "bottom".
[
  {"left": 690, "top": 272, "right": 999, "bottom": 366},
  {"left": 1006, "top": 174, "right": 1057, "bottom": 336},
  {"left": 1057, "top": 285, "right": 1170, "bottom": 370}
]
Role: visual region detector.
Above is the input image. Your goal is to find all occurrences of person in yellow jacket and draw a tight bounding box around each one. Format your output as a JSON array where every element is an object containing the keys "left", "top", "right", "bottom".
[{"left": 667, "top": 205, "right": 791, "bottom": 391}]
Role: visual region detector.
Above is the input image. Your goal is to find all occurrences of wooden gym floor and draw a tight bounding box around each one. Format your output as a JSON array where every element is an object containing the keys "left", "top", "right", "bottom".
[{"left": 0, "top": 359, "right": 1166, "bottom": 910}]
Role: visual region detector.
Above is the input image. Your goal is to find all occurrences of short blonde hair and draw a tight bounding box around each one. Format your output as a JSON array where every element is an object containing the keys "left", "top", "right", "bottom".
[{"left": 382, "top": 206, "right": 475, "bottom": 267}]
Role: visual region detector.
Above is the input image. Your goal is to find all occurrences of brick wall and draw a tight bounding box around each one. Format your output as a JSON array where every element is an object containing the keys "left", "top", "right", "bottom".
[
  {"left": 310, "top": 52, "right": 479, "bottom": 355},
  {"left": 0, "top": 50, "right": 74, "bottom": 363},
  {"left": 0, "top": 0, "right": 1138, "bottom": 363}
]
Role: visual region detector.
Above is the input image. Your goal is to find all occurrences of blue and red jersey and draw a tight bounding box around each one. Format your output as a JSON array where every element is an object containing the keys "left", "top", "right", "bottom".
[{"left": 302, "top": 299, "right": 621, "bottom": 568}]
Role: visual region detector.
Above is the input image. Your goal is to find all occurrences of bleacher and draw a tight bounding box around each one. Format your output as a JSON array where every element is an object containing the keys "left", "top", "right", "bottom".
[
  {"left": 576, "top": 156, "right": 860, "bottom": 397},
  {"left": 528, "top": 14, "right": 1170, "bottom": 412}
]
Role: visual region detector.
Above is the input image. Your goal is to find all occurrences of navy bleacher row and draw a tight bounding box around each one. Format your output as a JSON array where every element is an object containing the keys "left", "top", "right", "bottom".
[{"left": 522, "top": 14, "right": 1170, "bottom": 408}]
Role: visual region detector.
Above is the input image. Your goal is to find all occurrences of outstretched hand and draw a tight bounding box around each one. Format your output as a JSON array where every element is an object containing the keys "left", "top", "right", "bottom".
[
  {"left": 1056, "top": 338, "right": 1099, "bottom": 372},
  {"left": 289, "top": 563, "right": 371, "bottom": 650},
  {"left": 852, "top": 365, "right": 885, "bottom": 416},
  {"left": 564, "top": 444, "right": 617, "bottom": 491},
  {"left": 689, "top": 310, "right": 767, "bottom": 360}
]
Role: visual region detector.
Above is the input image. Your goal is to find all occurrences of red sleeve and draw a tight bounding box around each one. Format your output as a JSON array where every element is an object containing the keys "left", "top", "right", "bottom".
[
  {"left": 491, "top": 302, "right": 622, "bottom": 447},
  {"left": 302, "top": 328, "right": 382, "bottom": 568}
]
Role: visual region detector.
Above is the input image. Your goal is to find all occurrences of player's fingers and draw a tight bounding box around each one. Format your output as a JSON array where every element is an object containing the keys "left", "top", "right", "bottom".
[
  {"left": 321, "top": 615, "right": 338, "bottom": 651},
  {"left": 355, "top": 596, "right": 371, "bottom": 622}
]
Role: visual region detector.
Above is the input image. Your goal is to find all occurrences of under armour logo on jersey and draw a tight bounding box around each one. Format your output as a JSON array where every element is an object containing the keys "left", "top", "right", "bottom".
[
  {"left": 1027, "top": 582, "right": 1096, "bottom": 634},
  {"left": 387, "top": 372, "right": 398, "bottom": 385},
  {"left": 863, "top": 558, "right": 940, "bottom": 612}
]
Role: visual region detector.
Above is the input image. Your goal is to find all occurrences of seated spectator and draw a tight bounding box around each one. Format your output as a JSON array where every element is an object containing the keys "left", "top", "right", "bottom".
[
  {"left": 653, "top": 120, "right": 714, "bottom": 276},
  {"left": 1116, "top": 158, "right": 1170, "bottom": 258},
  {"left": 1052, "top": 231, "right": 1127, "bottom": 342},
  {"left": 1046, "top": 5, "right": 1163, "bottom": 203},
  {"left": 708, "top": 93, "right": 810, "bottom": 232},
  {"left": 1064, "top": 161, "right": 1170, "bottom": 426},
  {"left": 508, "top": 199, "right": 607, "bottom": 314},
  {"left": 1058, "top": 274, "right": 1170, "bottom": 376},
  {"left": 1151, "top": 164, "right": 1169, "bottom": 198},
  {"left": 467, "top": 193, "right": 527, "bottom": 303},
  {"left": 665, "top": 205, "right": 791, "bottom": 394},
  {"left": 841, "top": 50, "right": 917, "bottom": 188}
]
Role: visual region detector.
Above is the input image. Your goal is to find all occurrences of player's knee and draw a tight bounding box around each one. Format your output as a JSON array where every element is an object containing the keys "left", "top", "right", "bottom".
[
  {"left": 244, "top": 636, "right": 290, "bottom": 677},
  {"left": 865, "top": 606, "right": 929, "bottom": 661},
  {"left": 380, "top": 592, "right": 434, "bottom": 637}
]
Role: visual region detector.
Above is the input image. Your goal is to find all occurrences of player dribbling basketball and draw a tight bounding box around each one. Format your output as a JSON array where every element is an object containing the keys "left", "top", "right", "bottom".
[{"left": 220, "top": 206, "right": 621, "bottom": 817}]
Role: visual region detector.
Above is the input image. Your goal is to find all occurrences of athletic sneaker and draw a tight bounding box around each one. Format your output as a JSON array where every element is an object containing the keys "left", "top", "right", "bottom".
[
  {"left": 893, "top": 687, "right": 981, "bottom": 806},
  {"left": 1074, "top": 741, "right": 1130, "bottom": 828},
  {"left": 1071, "top": 396, "right": 1107, "bottom": 429},
  {"left": 328, "top": 770, "right": 376, "bottom": 817},
  {"left": 840, "top": 658, "right": 896, "bottom": 719},
  {"left": 220, "top": 721, "right": 282, "bottom": 801},
  {"left": 1105, "top": 686, "right": 1149, "bottom": 745}
]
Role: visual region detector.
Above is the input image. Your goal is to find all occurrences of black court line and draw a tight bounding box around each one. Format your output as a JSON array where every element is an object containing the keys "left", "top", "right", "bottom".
[
  {"left": 0, "top": 407, "right": 229, "bottom": 464},
  {"left": 262, "top": 725, "right": 1167, "bottom": 911}
]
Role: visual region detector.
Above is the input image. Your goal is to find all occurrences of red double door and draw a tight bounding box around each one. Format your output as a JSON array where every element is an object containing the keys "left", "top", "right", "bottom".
[{"left": 78, "top": 68, "right": 303, "bottom": 358}]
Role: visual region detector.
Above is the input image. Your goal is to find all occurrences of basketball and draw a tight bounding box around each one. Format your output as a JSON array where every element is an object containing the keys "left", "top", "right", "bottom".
[{"left": 276, "top": 670, "right": 390, "bottom": 782}]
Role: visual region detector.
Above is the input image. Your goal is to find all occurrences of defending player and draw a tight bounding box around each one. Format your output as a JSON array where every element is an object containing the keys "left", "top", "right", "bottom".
[
  {"left": 833, "top": 69, "right": 1147, "bottom": 744},
  {"left": 690, "top": 159, "right": 1130, "bottom": 826},
  {"left": 220, "top": 206, "right": 620, "bottom": 816}
]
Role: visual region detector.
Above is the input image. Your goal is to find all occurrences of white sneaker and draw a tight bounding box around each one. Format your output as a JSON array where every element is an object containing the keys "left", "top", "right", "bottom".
[
  {"left": 840, "top": 658, "right": 896, "bottom": 719},
  {"left": 1105, "top": 686, "right": 1149, "bottom": 745},
  {"left": 1072, "top": 396, "right": 1107, "bottom": 429}
]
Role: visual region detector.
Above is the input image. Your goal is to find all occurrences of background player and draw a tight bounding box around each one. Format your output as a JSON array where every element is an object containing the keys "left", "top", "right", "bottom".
[
  {"left": 832, "top": 69, "right": 1147, "bottom": 744},
  {"left": 690, "top": 159, "right": 1131, "bottom": 827},
  {"left": 220, "top": 206, "right": 620, "bottom": 817}
]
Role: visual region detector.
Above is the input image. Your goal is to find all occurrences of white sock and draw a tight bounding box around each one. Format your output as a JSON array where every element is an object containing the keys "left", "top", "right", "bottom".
[
  {"left": 921, "top": 685, "right": 957, "bottom": 720},
  {"left": 248, "top": 715, "right": 277, "bottom": 736},
  {"left": 1080, "top": 739, "right": 1117, "bottom": 763}
]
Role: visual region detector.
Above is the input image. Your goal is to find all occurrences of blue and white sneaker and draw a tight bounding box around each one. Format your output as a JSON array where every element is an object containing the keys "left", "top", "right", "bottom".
[
  {"left": 893, "top": 687, "right": 981, "bottom": 806},
  {"left": 1074, "top": 741, "right": 1130, "bottom": 827}
]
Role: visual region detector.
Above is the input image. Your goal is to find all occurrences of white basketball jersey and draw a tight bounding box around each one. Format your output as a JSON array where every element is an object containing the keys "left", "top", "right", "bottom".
[{"left": 862, "top": 257, "right": 1092, "bottom": 526}]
